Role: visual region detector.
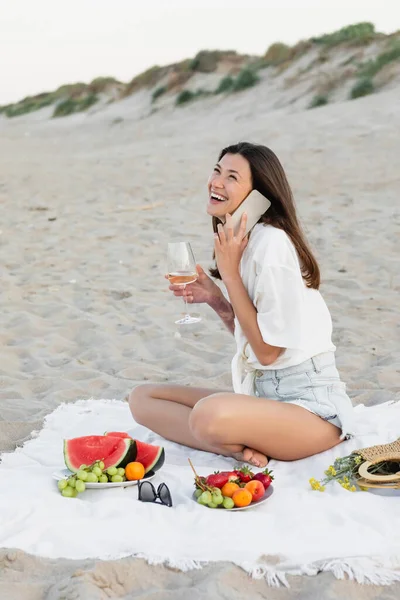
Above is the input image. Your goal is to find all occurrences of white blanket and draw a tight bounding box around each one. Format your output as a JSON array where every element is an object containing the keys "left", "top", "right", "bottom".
[{"left": 1, "top": 399, "right": 400, "bottom": 587}]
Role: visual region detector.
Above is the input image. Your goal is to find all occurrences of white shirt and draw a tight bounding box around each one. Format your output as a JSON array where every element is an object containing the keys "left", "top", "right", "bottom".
[{"left": 231, "top": 223, "right": 336, "bottom": 395}]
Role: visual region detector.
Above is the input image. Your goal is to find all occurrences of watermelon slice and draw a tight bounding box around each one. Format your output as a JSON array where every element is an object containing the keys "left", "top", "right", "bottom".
[
  {"left": 131, "top": 440, "right": 165, "bottom": 474},
  {"left": 64, "top": 435, "right": 137, "bottom": 473},
  {"left": 103, "top": 431, "right": 132, "bottom": 439},
  {"left": 104, "top": 432, "right": 165, "bottom": 474}
]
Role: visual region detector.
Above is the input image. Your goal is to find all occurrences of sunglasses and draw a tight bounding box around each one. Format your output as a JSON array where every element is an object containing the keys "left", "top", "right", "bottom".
[{"left": 138, "top": 481, "right": 173, "bottom": 507}]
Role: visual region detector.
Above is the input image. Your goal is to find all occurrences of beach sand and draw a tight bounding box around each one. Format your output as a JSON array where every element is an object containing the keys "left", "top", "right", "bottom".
[{"left": 0, "top": 86, "right": 399, "bottom": 598}]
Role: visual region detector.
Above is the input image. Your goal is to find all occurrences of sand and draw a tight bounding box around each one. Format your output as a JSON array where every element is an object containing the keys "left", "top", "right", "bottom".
[{"left": 0, "top": 84, "right": 399, "bottom": 598}]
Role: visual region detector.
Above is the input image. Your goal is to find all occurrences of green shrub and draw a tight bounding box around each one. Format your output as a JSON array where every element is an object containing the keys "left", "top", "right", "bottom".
[
  {"left": 312, "top": 22, "right": 376, "bottom": 47},
  {"left": 189, "top": 50, "right": 237, "bottom": 73},
  {"left": 350, "top": 78, "right": 374, "bottom": 99},
  {"left": 176, "top": 90, "right": 195, "bottom": 105},
  {"left": 3, "top": 93, "right": 55, "bottom": 118},
  {"left": 152, "top": 85, "right": 167, "bottom": 102},
  {"left": 78, "top": 94, "right": 98, "bottom": 110},
  {"left": 308, "top": 95, "right": 329, "bottom": 109},
  {"left": 359, "top": 42, "right": 400, "bottom": 78},
  {"left": 52, "top": 94, "right": 98, "bottom": 117},
  {"left": 264, "top": 42, "right": 291, "bottom": 66},
  {"left": 89, "top": 77, "right": 119, "bottom": 94},
  {"left": 215, "top": 76, "right": 234, "bottom": 94},
  {"left": 232, "top": 68, "right": 259, "bottom": 92}
]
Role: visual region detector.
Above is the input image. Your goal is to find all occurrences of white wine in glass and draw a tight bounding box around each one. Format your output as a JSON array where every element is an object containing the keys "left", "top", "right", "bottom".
[{"left": 167, "top": 242, "right": 201, "bottom": 325}]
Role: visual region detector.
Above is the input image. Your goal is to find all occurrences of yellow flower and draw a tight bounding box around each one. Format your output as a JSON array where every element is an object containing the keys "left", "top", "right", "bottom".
[
  {"left": 350, "top": 485, "right": 356, "bottom": 492},
  {"left": 324, "top": 465, "right": 337, "bottom": 477},
  {"left": 309, "top": 478, "right": 325, "bottom": 491},
  {"left": 354, "top": 456, "right": 362, "bottom": 465}
]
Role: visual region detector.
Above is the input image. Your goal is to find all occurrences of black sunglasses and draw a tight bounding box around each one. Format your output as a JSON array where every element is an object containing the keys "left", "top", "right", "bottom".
[{"left": 138, "top": 481, "right": 173, "bottom": 507}]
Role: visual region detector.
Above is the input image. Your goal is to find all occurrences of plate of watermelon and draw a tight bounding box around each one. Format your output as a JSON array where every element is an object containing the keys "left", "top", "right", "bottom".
[{"left": 54, "top": 431, "right": 165, "bottom": 490}]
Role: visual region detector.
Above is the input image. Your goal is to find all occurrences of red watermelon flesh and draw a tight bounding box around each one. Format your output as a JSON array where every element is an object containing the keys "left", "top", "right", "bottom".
[
  {"left": 64, "top": 435, "right": 137, "bottom": 473},
  {"left": 103, "top": 431, "right": 132, "bottom": 439},
  {"left": 103, "top": 432, "right": 165, "bottom": 474},
  {"left": 135, "top": 440, "right": 165, "bottom": 474}
]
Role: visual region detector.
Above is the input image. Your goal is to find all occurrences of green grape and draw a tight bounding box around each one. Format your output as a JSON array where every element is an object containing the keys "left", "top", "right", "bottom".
[
  {"left": 75, "top": 480, "right": 86, "bottom": 493},
  {"left": 212, "top": 493, "right": 224, "bottom": 505},
  {"left": 58, "top": 479, "right": 68, "bottom": 491},
  {"left": 212, "top": 487, "right": 222, "bottom": 496},
  {"left": 117, "top": 468, "right": 125, "bottom": 477},
  {"left": 194, "top": 489, "right": 202, "bottom": 499},
  {"left": 72, "top": 488, "right": 78, "bottom": 498},
  {"left": 67, "top": 477, "right": 76, "bottom": 488},
  {"left": 99, "top": 474, "right": 108, "bottom": 483},
  {"left": 77, "top": 470, "right": 88, "bottom": 481},
  {"left": 79, "top": 464, "right": 87, "bottom": 470},
  {"left": 86, "top": 472, "right": 98, "bottom": 483},
  {"left": 111, "top": 474, "right": 123, "bottom": 483},
  {"left": 200, "top": 491, "right": 212, "bottom": 504},
  {"left": 92, "top": 466, "right": 102, "bottom": 477},
  {"left": 197, "top": 496, "right": 206, "bottom": 505},
  {"left": 61, "top": 486, "right": 75, "bottom": 498},
  {"left": 223, "top": 497, "right": 235, "bottom": 509},
  {"left": 107, "top": 467, "right": 118, "bottom": 477},
  {"left": 98, "top": 461, "right": 105, "bottom": 470},
  {"left": 207, "top": 502, "right": 218, "bottom": 508}
]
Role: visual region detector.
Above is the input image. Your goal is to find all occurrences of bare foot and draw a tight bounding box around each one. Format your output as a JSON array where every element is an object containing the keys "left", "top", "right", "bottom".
[{"left": 242, "top": 448, "right": 269, "bottom": 468}]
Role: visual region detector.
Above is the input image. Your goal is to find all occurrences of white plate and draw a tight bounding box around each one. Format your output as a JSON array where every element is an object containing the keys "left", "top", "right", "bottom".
[
  {"left": 52, "top": 468, "right": 155, "bottom": 489},
  {"left": 193, "top": 485, "right": 274, "bottom": 510}
]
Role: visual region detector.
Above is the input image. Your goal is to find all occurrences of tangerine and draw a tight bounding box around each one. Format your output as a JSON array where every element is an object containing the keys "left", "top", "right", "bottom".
[
  {"left": 245, "top": 480, "right": 265, "bottom": 501},
  {"left": 232, "top": 488, "right": 252, "bottom": 508},
  {"left": 221, "top": 482, "right": 240, "bottom": 498},
  {"left": 125, "top": 462, "right": 145, "bottom": 480}
]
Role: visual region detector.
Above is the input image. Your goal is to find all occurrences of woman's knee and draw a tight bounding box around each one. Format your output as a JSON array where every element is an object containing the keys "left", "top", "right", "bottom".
[
  {"left": 129, "top": 384, "right": 153, "bottom": 424},
  {"left": 189, "top": 394, "right": 230, "bottom": 443}
]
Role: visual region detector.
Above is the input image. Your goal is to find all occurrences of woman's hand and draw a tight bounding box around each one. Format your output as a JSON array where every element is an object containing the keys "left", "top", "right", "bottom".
[
  {"left": 214, "top": 213, "right": 249, "bottom": 282},
  {"left": 166, "top": 264, "right": 221, "bottom": 305}
]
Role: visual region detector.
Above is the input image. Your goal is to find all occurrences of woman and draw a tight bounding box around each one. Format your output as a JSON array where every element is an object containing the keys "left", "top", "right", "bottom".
[{"left": 129, "top": 142, "right": 354, "bottom": 468}]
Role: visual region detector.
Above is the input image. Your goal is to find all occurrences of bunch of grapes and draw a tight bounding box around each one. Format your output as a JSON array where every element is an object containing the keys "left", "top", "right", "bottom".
[
  {"left": 57, "top": 461, "right": 126, "bottom": 498},
  {"left": 194, "top": 487, "right": 235, "bottom": 509}
]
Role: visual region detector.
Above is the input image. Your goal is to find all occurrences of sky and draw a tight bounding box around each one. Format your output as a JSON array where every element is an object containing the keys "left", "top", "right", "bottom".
[{"left": 1, "top": 0, "right": 399, "bottom": 104}]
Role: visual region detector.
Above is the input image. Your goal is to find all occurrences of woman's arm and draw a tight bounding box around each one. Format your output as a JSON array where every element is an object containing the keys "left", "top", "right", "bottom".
[
  {"left": 223, "top": 275, "right": 283, "bottom": 365},
  {"left": 208, "top": 289, "right": 235, "bottom": 335}
]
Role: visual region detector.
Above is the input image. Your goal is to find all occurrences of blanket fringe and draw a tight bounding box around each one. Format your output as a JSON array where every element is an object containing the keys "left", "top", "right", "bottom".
[
  {"left": 321, "top": 557, "right": 400, "bottom": 586},
  {"left": 133, "top": 553, "right": 400, "bottom": 588}
]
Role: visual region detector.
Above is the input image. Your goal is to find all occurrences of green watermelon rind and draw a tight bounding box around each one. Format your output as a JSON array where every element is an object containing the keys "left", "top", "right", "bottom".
[
  {"left": 135, "top": 441, "right": 165, "bottom": 474},
  {"left": 63, "top": 436, "right": 137, "bottom": 473},
  {"left": 103, "top": 433, "right": 165, "bottom": 474}
]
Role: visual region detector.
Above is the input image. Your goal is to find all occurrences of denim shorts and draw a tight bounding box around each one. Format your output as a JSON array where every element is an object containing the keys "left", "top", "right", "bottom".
[{"left": 254, "top": 352, "right": 352, "bottom": 432}]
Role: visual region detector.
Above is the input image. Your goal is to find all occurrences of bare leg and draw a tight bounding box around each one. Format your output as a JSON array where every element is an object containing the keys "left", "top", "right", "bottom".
[
  {"left": 129, "top": 385, "right": 342, "bottom": 466},
  {"left": 129, "top": 384, "right": 245, "bottom": 458},
  {"left": 189, "top": 392, "right": 342, "bottom": 462}
]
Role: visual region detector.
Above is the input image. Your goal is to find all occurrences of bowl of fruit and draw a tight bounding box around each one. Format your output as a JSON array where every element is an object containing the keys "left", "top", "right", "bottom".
[{"left": 189, "top": 460, "right": 274, "bottom": 510}]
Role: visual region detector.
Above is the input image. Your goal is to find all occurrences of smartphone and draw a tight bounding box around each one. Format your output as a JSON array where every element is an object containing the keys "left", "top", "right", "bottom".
[{"left": 230, "top": 190, "right": 271, "bottom": 238}]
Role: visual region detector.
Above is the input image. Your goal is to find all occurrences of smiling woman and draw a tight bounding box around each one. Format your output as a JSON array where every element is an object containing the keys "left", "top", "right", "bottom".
[{"left": 129, "top": 141, "right": 355, "bottom": 469}]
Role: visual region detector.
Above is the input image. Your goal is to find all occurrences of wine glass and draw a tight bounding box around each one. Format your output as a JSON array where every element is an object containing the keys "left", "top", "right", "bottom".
[{"left": 167, "top": 242, "right": 201, "bottom": 325}]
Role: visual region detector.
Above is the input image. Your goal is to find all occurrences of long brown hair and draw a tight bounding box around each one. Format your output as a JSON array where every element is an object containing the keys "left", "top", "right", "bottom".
[{"left": 209, "top": 142, "right": 320, "bottom": 289}]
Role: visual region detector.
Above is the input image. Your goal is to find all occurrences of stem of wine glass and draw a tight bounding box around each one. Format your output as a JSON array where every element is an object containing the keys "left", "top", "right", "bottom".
[{"left": 182, "top": 284, "right": 191, "bottom": 319}]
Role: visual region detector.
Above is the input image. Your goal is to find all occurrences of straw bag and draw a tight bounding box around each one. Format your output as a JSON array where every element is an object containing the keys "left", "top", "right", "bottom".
[{"left": 354, "top": 439, "right": 400, "bottom": 489}]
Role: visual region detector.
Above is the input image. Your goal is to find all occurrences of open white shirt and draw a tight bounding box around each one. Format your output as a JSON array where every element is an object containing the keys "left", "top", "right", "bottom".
[{"left": 231, "top": 223, "right": 336, "bottom": 395}]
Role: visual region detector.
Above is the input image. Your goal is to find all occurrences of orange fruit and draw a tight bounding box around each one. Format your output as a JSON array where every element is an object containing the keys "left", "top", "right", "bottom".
[
  {"left": 221, "top": 482, "right": 240, "bottom": 498},
  {"left": 245, "top": 480, "right": 265, "bottom": 501},
  {"left": 125, "top": 462, "right": 145, "bottom": 480},
  {"left": 232, "top": 488, "right": 252, "bottom": 508}
]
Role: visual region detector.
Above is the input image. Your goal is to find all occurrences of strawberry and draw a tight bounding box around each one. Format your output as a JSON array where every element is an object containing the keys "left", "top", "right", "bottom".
[
  {"left": 205, "top": 470, "right": 238, "bottom": 489},
  {"left": 233, "top": 466, "right": 254, "bottom": 484},
  {"left": 252, "top": 468, "right": 274, "bottom": 490}
]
